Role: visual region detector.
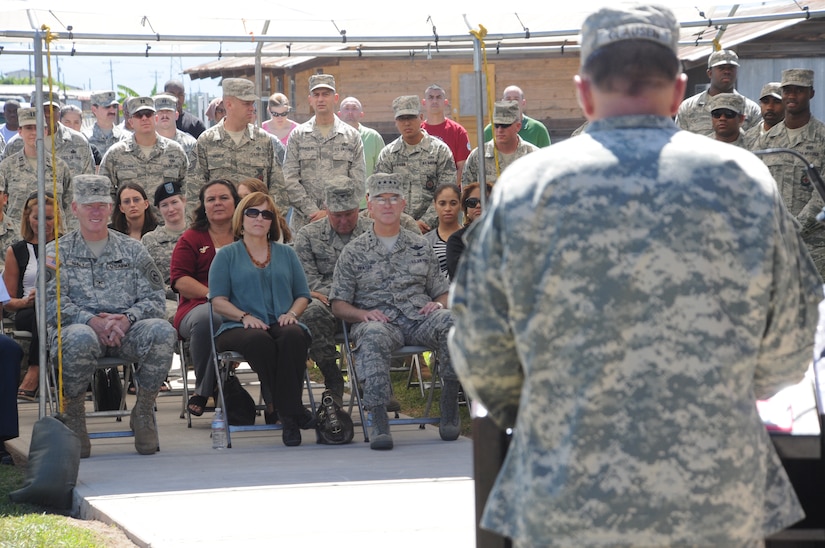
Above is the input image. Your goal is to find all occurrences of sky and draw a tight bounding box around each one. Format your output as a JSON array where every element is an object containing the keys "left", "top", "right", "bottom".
[{"left": 0, "top": 0, "right": 789, "bottom": 99}]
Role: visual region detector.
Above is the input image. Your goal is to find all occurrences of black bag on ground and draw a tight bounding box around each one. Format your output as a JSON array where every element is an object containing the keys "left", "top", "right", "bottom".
[
  {"left": 93, "top": 367, "right": 122, "bottom": 411},
  {"left": 220, "top": 374, "right": 256, "bottom": 426},
  {"left": 315, "top": 390, "right": 354, "bottom": 445}
]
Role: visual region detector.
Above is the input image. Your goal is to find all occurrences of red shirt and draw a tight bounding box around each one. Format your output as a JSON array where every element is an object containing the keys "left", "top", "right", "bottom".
[
  {"left": 170, "top": 228, "right": 218, "bottom": 330},
  {"left": 421, "top": 118, "right": 471, "bottom": 164}
]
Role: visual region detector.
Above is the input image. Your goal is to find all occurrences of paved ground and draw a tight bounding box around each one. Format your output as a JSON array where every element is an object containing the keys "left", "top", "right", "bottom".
[{"left": 8, "top": 362, "right": 477, "bottom": 547}]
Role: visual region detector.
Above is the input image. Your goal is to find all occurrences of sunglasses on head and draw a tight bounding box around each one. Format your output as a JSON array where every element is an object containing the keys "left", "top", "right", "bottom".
[
  {"left": 464, "top": 198, "right": 482, "bottom": 208},
  {"left": 270, "top": 111, "right": 290, "bottom": 117},
  {"left": 711, "top": 109, "right": 738, "bottom": 119},
  {"left": 244, "top": 207, "right": 275, "bottom": 221}
]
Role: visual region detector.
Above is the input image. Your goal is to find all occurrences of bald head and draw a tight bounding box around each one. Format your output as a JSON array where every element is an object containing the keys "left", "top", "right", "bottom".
[{"left": 338, "top": 96, "right": 364, "bottom": 128}]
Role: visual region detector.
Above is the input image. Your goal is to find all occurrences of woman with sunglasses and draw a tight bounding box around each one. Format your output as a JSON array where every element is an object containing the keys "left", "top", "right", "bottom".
[
  {"left": 3, "top": 192, "right": 63, "bottom": 400},
  {"left": 210, "top": 192, "right": 314, "bottom": 446},
  {"left": 111, "top": 182, "right": 158, "bottom": 240},
  {"left": 171, "top": 179, "right": 240, "bottom": 417},
  {"left": 424, "top": 183, "right": 462, "bottom": 277},
  {"left": 446, "top": 182, "right": 492, "bottom": 280},
  {"left": 262, "top": 93, "right": 298, "bottom": 145}
]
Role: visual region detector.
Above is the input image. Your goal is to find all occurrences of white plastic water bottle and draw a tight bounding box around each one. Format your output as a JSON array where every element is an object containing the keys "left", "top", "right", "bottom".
[{"left": 212, "top": 407, "right": 227, "bottom": 450}]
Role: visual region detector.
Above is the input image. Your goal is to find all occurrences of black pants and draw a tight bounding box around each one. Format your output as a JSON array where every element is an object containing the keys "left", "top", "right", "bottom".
[
  {"left": 215, "top": 324, "right": 308, "bottom": 417},
  {"left": 15, "top": 308, "right": 39, "bottom": 366}
]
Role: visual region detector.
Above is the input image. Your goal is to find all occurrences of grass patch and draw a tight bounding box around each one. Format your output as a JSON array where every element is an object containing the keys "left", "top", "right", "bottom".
[{"left": 0, "top": 464, "right": 118, "bottom": 547}]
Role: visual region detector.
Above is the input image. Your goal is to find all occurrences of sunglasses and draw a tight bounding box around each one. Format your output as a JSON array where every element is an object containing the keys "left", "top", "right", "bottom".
[
  {"left": 711, "top": 109, "right": 738, "bottom": 119},
  {"left": 494, "top": 123, "right": 513, "bottom": 129},
  {"left": 244, "top": 207, "right": 275, "bottom": 221},
  {"left": 132, "top": 110, "right": 154, "bottom": 119},
  {"left": 270, "top": 111, "right": 290, "bottom": 117},
  {"left": 464, "top": 198, "right": 482, "bottom": 208}
]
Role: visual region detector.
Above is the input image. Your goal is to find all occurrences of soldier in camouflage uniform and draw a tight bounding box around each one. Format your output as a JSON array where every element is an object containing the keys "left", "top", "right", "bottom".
[
  {"left": 294, "top": 181, "right": 372, "bottom": 404},
  {"left": 375, "top": 96, "right": 456, "bottom": 233},
  {"left": 0, "top": 185, "right": 18, "bottom": 271},
  {"left": 283, "top": 74, "right": 366, "bottom": 231},
  {"left": 1, "top": 101, "right": 95, "bottom": 179},
  {"left": 196, "top": 79, "right": 296, "bottom": 215},
  {"left": 44, "top": 175, "right": 176, "bottom": 458},
  {"left": 330, "top": 173, "right": 460, "bottom": 450},
  {"left": 744, "top": 82, "right": 784, "bottom": 150},
  {"left": 756, "top": 68, "right": 825, "bottom": 277},
  {"left": 141, "top": 181, "right": 187, "bottom": 322},
  {"left": 462, "top": 101, "right": 538, "bottom": 186},
  {"left": 675, "top": 49, "right": 761, "bottom": 136},
  {"left": 83, "top": 91, "right": 126, "bottom": 157},
  {"left": 99, "top": 97, "right": 189, "bottom": 219},
  {"left": 0, "top": 107, "right": 73, "bottom": 228},
  {"left": 153, "top": 94, "right": 199, "bottom": 219},
  {"left": 449, "top": 6, "right": 822, "bottom": 546},
  {"left": 709, "top": 93, "right": 748, "bottom": 148}
]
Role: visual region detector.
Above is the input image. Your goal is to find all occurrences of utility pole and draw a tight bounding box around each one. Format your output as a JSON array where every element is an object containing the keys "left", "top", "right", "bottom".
[{"left": 109, "top": 59, "right": 114, "bottom": 91}]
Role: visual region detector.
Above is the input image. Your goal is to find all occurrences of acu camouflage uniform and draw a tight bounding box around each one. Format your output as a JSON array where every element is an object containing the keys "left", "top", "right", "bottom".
[
  {"left": 0, "top": 151, "right": 72, "bottom": 228},
  {"left": 375, "top": 131, "right": 456, "bottom": 227},
  {"left": 675, "top": 89, "right": 761, "bottom": 136},
  {"left": 461, "top": 136, "right": 538, "bottom": 186},
  {"left": 141, "top": 225, "right": 185, "bottom": 322},
  {"left": 0, "top": 216, "right": 19, "bottom": 271},
  {"left": 171, "top": 129, "right": 200, "bottom": 217},
  {"left": 294, "top": 215, "right": 372, "bottom": 393},
  {"left": 44, "top": 229, "right": 176, "bottom": 398},
  {"left": 2, "top": 124, "right": 94, "bottom": 178},
  {"left": 99, "top": 133, "right": 189, "bottom": 209},
  {"left": 756, "top": 116, "right": 825, "bottom": 277},
  {"left": 282, "top": 116, "right": 366, "bottom": 230},
  {"left": 195, "top": 120, "right": 291, "bottom": 213},
  {"left": 83, "top": 123, "right": 126, "bottom": 157},
  {"left": 449, "top": 115, "right": 822, "bottom": 546},
  {"left": 329, "top": 227, "right": 456, "bottom": 409}
]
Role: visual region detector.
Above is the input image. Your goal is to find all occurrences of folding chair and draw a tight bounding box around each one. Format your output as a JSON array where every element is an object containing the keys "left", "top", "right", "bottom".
[
  {"left": 207, "top": 302, "right": 316, "bottom": 448},
  {"left": 339, "top": 321, "right": 440, "bottom": 442}
]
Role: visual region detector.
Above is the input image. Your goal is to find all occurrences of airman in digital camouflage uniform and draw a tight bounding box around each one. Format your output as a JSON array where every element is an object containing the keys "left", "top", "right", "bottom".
[
  {"left": 283, "top": 74, "right": 366, "bottom": 231},
  {"left": 99, "top": 97, "right": 189, "bottom": 216},
  {"left": 744, "top": 82, "right": 784, "bottom": 149},
  {"left": 0, "top": 107, "right": 73, "bottom": 228},
  {"left": 83, "top": 91, "right": 126, "bottom": 156},
  {"left": 709, "top": 93, "right": 747, "bottom": 147},
  {"left": 675, "top": 49, "right": 761, "bottom": 136},
  {"left": 294, "top": 181, "right": 372, "bottom": 404},
  {"left": 44, "top": 174, "right": 177, "bottom": 458},
  {"left": 330, "top": 172, "right": 460, "bottom": 450},
  {"left": 153, "top": 94, "right": 199, "bottom": 217},
  {"left": 0, "top": 184, "right": 18, "bottom": 272},
  {"left": 141, "top": 180, "right": 187, "bottom": 322},
  {"left": 462, "top": 101, "right": 538, "bottom": 186},
  {"left": 756, "top": 68, "right": 825, "bottom": 277},
  {"left": 375, "top": 96, "right": 456, "bottom": 233},
  {"left": 196, "top": 79, "right": 294, "bottom": 215},
  {"left": 1, "top": 100, "right": 94, "bottom": 179},
  {"left": 449, "top": 5, "right": 822, "bottom": 546}
]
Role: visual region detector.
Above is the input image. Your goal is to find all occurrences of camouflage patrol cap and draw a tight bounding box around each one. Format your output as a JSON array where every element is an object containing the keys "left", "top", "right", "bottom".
[
  {"left": 707, "top": 49, "right": 740, "bottom": 68},
  {"left": 152, "top": 94, "right": 178, "bottom": 112},
  {"left": 367, "top": 172, "right": 405, "bottom": 197},
  {"left": 759, "top": 82, "right": 782, "bottom": 100},
  {"left": 708, "top": 93, "right": 745, "bottom": 115},
  {"left": 91, "top": 91, "right": 119, "bottom": 107},
  {"left": 154, "top": 180, "right": 183, "bottom": 207},
  {"left": 580, "top": 5, "right": 679, "bottom": 67},
  {"left": 127, "top": 96, "right": 156, "bottom": 116},
  {"left": 309, "top": 74, "right": 336, "bottom": 92},
  {"left": 493, "top": 101, "right": 520, "bottom": 125},
  {"left": 324, "top": 182, "right": 360, "bottom": 213},
  {"left": 18, "top": 107, "right": 38, "bottom": 127},
  {"left": 781, "top": 68, "right": 814, "bottom": 88},
  {"left": 73, "top": 175, "right": 113, "bottom": 205},
  {"left": 222, "top": 78, "right": 258, "bottom": 101},
  {"left": 392, "top": 95, "right": 421, "bottom": 118}
]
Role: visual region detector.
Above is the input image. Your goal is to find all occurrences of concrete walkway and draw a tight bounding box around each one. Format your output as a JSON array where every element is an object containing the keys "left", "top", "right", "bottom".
[{"left": 8, "top": 364, "right": 476, "bottom": 547}]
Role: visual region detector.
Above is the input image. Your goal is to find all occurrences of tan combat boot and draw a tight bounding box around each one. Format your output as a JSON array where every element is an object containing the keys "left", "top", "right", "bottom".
[
  {"left": 130, "top": 389, "right": 159, "bottom": 455},
  {"left": 60, "top": 395, "right": 91, "bottom": 458}
]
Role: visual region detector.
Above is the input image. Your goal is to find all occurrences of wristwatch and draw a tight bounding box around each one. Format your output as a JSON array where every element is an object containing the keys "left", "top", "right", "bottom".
[{"left": 125, "top": 312, "right": 137, "bottom": 325}]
